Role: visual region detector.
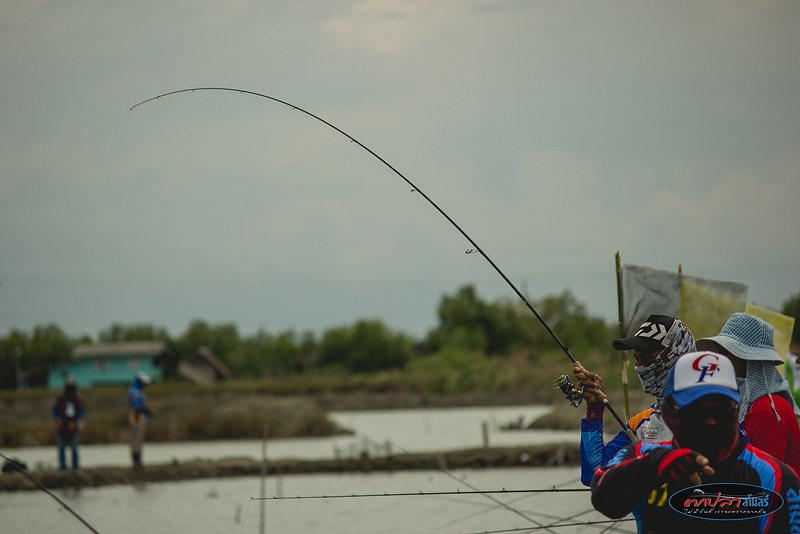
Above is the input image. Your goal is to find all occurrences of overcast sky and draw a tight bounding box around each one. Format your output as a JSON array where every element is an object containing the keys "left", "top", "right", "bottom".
[{"left": 1, "top": 1, "right": 798, "bottom": 341}]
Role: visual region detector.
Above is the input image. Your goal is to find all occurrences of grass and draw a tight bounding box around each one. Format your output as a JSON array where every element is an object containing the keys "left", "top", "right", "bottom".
[{"left": 0, "top": 347, "right": 629, "bottom": 447}]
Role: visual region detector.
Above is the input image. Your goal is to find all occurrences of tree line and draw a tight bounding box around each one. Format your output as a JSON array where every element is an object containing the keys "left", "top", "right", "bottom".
[{"left": 2, "top": 286, "right": 798, "bottom": 390}]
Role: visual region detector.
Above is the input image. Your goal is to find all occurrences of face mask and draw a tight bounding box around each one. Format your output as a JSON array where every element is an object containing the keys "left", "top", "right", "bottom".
[
  {"left": 662, "top": 400, "right": 740, "bottom": 463},
  {"left": 634, "top": 318, "right": 696, "bottom": 401},
  {"left": 635, "top": 361, "right": 667, "bottom": 399}
]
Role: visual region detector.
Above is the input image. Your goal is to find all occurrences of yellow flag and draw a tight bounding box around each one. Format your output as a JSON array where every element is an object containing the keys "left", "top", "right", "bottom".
[
  {"left": 743, "top": 303, "right": 796, "bottom": 362},
  {"left": 680, "top": 279, "right": 748, "bottom": 339}
]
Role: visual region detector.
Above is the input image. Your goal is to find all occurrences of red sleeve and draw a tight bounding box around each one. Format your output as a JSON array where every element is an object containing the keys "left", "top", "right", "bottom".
[{"left": 742, "top": 396, "right": 790, "bottom": 462}]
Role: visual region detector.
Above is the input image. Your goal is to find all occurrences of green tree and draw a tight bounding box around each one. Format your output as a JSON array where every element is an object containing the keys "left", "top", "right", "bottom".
[
  {"left": 319, "top": 320, "right": 411, "bottom": 373},
  {"left": 782, "top": 291, "right": 800, "bottom": 345},
  {"left": 23, "top": 325, "right": 74, "bottom": 387},
  {"left": 177, "top": 321, "right": 241, "bottom": 371},
  {"left": 523, "top": 290, "right": 614, "bottom": 357},
  {"left": 99, "top": 323, "right": 171, "bottom": 342},
  {"left": 226, "top": 330, "right": 273, "bottom": 378},
  {"left": 0, "top": 329, "right": 30, "bottom": 389},
  {"left": 426, "top": 285, "right": 527, "bottom": 355}
]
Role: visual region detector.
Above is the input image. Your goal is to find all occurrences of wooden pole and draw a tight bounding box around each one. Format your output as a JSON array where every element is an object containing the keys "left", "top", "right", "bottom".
[
  {"left": 615, "top": 252, "right": 631, "bottom": 420},
  {"left": 260, "top": 419, "right": 268, "bottom": 534}
]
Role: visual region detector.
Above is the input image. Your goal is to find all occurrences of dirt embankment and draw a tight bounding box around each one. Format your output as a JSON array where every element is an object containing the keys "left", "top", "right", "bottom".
[{"left": 0, "top": 388, "right": 658, "bottom": 491}]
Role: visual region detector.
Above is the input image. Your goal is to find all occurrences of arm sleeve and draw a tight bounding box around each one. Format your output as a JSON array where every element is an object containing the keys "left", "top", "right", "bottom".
[
  {"left": 579, "top": 403, "right": 632, "bottom": 486},
  {"left": 75, "top": 396, "right": 85, "bottom": 422},
  {"left": 780, "top": 465, "right": 800, "bottom": 533},
  {"left": 591, "top": 445, "right": 696, "bottom": 520},
  {"left": 591, "top": 445, "right": 658, "bottom": 519}
]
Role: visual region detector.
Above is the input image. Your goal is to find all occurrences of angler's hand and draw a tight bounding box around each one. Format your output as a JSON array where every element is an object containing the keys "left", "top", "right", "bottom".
[
  {"left": 572, "top": 362, "right": 605, "bottom": 402},
  {"left": 656, "top": 449, "right": 715, "bottom": 486}
]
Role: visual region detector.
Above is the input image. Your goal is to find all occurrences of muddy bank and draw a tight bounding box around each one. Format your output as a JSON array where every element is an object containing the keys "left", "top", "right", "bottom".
[
  {"left": 1, "top": 387, "right": 653, "bottom": 447},
  {"left": 0, "top": 443, "right": 580, "bottom": 492}
]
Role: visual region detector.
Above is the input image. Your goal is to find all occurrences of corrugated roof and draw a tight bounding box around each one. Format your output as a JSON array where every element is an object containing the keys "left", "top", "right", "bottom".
[
  {"left": 196, "top": 346, "right": 230, "bottom": 378},
  {"left": 72, "top": 341, "right": 167, "bottom": 360}
]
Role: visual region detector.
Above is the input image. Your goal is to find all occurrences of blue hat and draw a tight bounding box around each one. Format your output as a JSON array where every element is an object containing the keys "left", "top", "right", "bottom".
[
  {"left": 665, "top": 351, "right": 740, "bottom": 408},
  {"left": 698, "top": 312, "right": 783, "bottom": 364}
]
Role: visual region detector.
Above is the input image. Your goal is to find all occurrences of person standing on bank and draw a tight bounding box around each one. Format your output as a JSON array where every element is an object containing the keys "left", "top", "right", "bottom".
[
  {"left": 128, "top": 372, "right": 151, "bottom": 468},
  {"left": 573, "top": 314, "right": 696, "bottom": 486},
  {"left": 591, "top": 351, "right": 800, "bottom": 533},
  {"left": 52, "top": 375, "right": 84, "bottom": 472},
  {"left": 696, "top": 312, "right": 800, "bottom": 474}
]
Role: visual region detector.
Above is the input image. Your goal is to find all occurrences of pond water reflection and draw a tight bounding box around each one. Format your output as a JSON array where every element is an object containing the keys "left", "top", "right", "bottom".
[{"left": 6, "top": 405, "right": 578, "bottom": 470}]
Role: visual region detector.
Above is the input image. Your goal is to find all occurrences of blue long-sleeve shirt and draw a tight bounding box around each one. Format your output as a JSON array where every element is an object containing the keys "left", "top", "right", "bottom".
[{"left": 128, "top": 382, "right": 148, "bottom": 419}]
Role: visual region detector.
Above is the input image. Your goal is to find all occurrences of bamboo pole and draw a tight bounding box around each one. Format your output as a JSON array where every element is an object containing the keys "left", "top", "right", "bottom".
[{"left": 615, "top": 252, "right": 631, "bottom": 420}]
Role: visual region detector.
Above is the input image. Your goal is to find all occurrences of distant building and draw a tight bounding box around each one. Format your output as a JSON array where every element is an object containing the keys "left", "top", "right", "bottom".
[
  {"left": 47, "top": 341, "right": 167, "bottom": 389},
  {"left": 177, "top": 346, "right": 230, "bottom": 385}
]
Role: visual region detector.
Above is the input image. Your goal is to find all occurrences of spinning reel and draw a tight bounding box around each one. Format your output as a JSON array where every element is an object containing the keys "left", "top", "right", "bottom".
[{"left": 554, "top": 374, "right": 585, "bottom": 408}]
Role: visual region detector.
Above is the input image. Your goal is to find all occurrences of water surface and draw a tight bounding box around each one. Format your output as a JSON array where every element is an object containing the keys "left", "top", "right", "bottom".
[{"left": 6, "top": 405, "right": 577, "bottom": 470}]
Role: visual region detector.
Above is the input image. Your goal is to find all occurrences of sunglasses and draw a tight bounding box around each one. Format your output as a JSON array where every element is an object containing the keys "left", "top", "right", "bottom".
[{"left": 669, "top": 401, "right": 739, "bottom": 424}]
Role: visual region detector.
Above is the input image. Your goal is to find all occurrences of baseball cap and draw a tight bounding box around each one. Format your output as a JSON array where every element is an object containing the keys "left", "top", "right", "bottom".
[
  {"left": 664, "top": 351, "right": 740, "bottom": 408},
  {"left": 613, "top": 314, "right": 678, "bottom": 352}
]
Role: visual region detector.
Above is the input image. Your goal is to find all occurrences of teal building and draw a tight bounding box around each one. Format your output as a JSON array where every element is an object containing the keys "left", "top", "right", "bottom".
[{"left": 48, "top": 341, "right": 166, "bottom": 389}]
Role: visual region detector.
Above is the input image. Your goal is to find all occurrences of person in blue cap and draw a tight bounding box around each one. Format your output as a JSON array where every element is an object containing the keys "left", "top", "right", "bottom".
[
  {"left": 128, "top": 372, "right": 151, "bottom": 468},
  {"left": 591, "top": 351, "right": 800, "bottom": 533}
]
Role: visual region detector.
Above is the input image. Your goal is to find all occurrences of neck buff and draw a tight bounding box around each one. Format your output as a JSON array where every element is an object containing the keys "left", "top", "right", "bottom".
[
  {"left": 661, "top": 400, "right": 739, "bottom": 463},
  {"left": 634, "top": 318, "right": 695, "bottom": 413},
  {"left": 737, "top": 361, "right": 800, "bottom": 424}
]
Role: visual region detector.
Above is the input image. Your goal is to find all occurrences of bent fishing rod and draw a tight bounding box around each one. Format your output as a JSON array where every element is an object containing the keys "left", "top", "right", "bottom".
[
  {"left": 130, "top": 88, "right": 636, "bottom": 442},
  {"left": 256, "top": 487, "right": 588, "bottom": 500}
]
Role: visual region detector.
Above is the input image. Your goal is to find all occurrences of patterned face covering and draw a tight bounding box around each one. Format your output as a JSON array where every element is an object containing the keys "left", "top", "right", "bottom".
[{"left": 634, "top": 318, "right": 696, "bottom": 412}]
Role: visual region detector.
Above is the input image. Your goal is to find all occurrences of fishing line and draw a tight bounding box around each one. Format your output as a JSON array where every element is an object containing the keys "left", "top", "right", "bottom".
[
  {"left": 0, "top": 110, "right": 130, "bottom": 204},
  {"left": 239, "top": 497, "right": 253, "bottom": 534},
  {"left": 130, "top": 88, "right": 635, "bottom": 438},
  {"left": 385, "top": 441, "right": 558, "bottom": 533},
  {"left": 435, "top": 479, "right": 587, "bottom": 532},
  {"left": 0, "top": 451, "right": 101, "bottom": 534},
  {"left": 459, "top": 517, "right": 636, "bottom": 534}
]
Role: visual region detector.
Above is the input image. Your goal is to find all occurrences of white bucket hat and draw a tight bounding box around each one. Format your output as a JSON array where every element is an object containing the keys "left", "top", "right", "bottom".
[{"left": 698, "top": 312, "right": 783, "bottom": 364}]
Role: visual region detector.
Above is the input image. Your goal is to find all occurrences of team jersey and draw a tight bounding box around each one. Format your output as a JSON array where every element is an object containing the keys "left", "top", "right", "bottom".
[
  {"left": 579, "top": 402, "right": 671, "bottom": 486},
  {"left": 591, "top": 439, "right": 800, "bottom": 533}
]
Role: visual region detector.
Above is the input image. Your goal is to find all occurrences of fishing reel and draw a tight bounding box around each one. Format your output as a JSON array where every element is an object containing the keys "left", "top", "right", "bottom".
[{"left": 554, "top": 374, "right": 584, "bottom": 408}]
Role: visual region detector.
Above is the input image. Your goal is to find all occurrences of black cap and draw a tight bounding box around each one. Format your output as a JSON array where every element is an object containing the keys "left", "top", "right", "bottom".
[{"left": 613, "top": 314, "right": 677, "bottom": 352}]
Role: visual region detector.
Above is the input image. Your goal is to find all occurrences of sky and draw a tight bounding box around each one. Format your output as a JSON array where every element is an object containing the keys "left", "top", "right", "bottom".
[{"left": 1, "top": 1, "right": 798, "bottom": 341}]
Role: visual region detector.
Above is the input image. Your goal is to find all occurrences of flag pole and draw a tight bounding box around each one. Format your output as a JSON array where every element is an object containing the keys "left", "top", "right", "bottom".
[{"left": 615, "top": 252, "right": 631, "bottom": 420}]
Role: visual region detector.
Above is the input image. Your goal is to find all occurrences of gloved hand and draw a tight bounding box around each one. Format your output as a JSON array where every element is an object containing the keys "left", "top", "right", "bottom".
[{"left": 655, "top": 448, "right": 714, "bottom": 486}]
